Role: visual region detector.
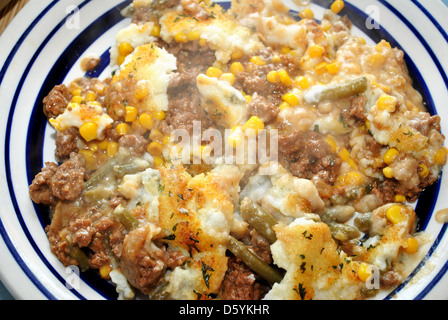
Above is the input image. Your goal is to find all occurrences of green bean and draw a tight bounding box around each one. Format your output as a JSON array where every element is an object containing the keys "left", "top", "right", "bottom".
[
  {"left": 84, "top": 157, "right": 116, "bottom": 190},
  {"left": 304, "top": 76, "right": 368, "bottom": 104},
  {"left": 113, "top": 163, "right": 145, "bottom": 178},
  {"left": 354, "top": 212, "right": 372, "bottom": 234},
  {"left": 321, "top": 205, "right": 356, "bottom": 224},
  {"left": 69, "top": 246, "right": 90, "bottom": 272},
  {"left": 240, "top": 197, "right": 277, "bottom": 244},
  {"left": 227, "top": 236, "right": 283, "bottom": 285},
  {"left": 114, "top": 206, "right": 140, "bottom": 231},
  {"left": 327, "top": 222, "right": 361, "bottom": 242}
]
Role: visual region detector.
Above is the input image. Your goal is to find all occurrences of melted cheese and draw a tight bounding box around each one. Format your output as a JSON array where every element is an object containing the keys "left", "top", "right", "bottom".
[
  {"left": 265, "top": 218, "right": 363, "bottom": 300},
  {"left": 159, "top": 1, "right": 263, "bottom": 63},
  {"left": 112, "top": 43, "right": 177, "bottom": 112},
  {"left": 49, "top": 101, "right": 113, "bottom": 140},
  {"left": 157, "top": 164, "right": 244, "bottom": 298},
  {"left": 196, "top": 74, "right": 248, "bottom": 128}
]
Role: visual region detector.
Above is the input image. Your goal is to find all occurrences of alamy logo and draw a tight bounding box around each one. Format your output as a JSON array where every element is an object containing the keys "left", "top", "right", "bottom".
[{"left": 168, "top": 121, "right": 279, "bottom": 175}]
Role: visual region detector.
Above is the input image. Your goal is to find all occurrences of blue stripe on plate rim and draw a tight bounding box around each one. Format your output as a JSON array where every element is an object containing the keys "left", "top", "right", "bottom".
[
  {"left": 0, "top": 0, "right": 447, "bottom": 300},
  {"left": 1, "top": 0, "right": 131, "bottom": 300}
]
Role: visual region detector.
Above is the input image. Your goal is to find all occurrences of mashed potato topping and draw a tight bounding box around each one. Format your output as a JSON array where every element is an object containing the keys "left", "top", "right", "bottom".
[{"left": 30, "top": 0, "right": 446, "bottom": 300}]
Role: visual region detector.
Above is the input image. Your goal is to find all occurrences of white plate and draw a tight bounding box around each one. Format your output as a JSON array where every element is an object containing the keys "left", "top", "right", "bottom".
[{"left": 0, "top": 0, "right": 447, "bottom": 300}]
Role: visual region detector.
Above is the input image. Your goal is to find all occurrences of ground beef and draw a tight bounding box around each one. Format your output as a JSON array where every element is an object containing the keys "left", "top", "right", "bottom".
[
  {"left": 157, "top": 40, "right": 216, "bottom": 135},
  {"left": 50, "top": 153, "right": 86, "bottom": 201},
  {"left": 409, "top": 114, "right": 441, "bottom": 136},
  {"left": 118, "top": 134, "right": 149, "bottom": 156},
  {"left": 278, "top": 131, "right": 342, "bottom": 184},
  {"left": 55, "top": 127, "right": 79, "bottom": 161},
  {"left": 43, "top": 84, "right": 71, "bottom": 118},
  {"left": 120, "top": 225, "right": 187, "bottom": 294},
  {"left": 29, "top": 162, "right": 58, "bottom": 206},
  {"left": 220, "top": 256, "right": 268, "bottom": 300},
  {"left": 349, "top": 95, "right": 367, "bottom": 121},
  {"left": 247, "top": 94, "right": 279, "bottom": 124},
  {"left": 105, "top": 77, "right": 138, "bottom": 121},
  {"left": 235, "top": 65, "right": 287, "bottom": 106}
]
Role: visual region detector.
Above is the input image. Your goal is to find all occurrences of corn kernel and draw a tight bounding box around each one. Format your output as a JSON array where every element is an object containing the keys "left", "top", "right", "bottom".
[
  {"left": 394, "top": 194, "right": 407, "bottom": 203},
  {"left": 107, "top": 141, "right": 118, "bottom": 158},
  {"left": 267, "top": 70, "right": 279, "bottom": 84},
  {"left": 308, "top": 44, "right": 324, "bottom": 58},
  {"left": 149, "top": 128, "right": 163, "bottom": 142},
  {"left": 230, "top": 61, "right": 245, "bottom": 75},
  {"left": 79, "top": 122, "right": 98, "bottom": 142},
  {"left": 418, "top": 164, "right": 429, "bottom": 179},
  {"left": 326, "top": 61, "right": 340, "bottom": 74},
  {"left": 88, "top": 142, "right": 98, "bottom": 152},
  {"left": 174, "top": 32, "right": 189, "bottom": 43},
  {"left": 367, "top": 53, "right": 386, "bottom": 67},
  {"left": 187, "top": 30, "right": 201, "bottom": 41},
  {"left": 117, "top": 55, "right": 126, "bottom": 65},
  {"left": 206, "top": 66, "right": 223, "bottom": 78},
  {"left": 348, "top": 159, "right": 358, "bottom": 169},
  {"left": 331, "top": 0, "right": 345, "bottom": 14},
  {"left": 162, "top": 135, "right": 172, "bottom": 146},
  {"left": 118, "top": 42, "right": 134, "bottom": 57},
  {"left": 116, "top": 123, "right": 130, "bottom": 136},
  {"left": 280, "top": 46, "right": 291, "bottom": 54},
  {"left": 250, "top": 56, "right": 266, "bottom": 66},
  {"left": 383, "top": 166, "right": 394, "bottom": 179},
  {"left": 151, "top": 25, "right": 161, "bottom": 37},
  {"left": 404, "top": 238, "right": 418, "bottom": 254},
  {"left": 98, "top": 139, "right": 109, "bottom": 150},
  {"left": 147, "top": 141, "right": 163, "bottom": 156},
  {"left": 227, "top": 126, "right": 244, "bottom": 148},
  {"left": 278, "top": 69, "right": 292, "bottom": 87},
  {"left": 377, "top": 94, "right": 397, "bottom": 112},
  {"left": 243, "top": 116, "right": 264, "bottom": 134},
  {"left": 220, "top": 73, "right": 236, "bottom": 85},
  {"left": 279, "top": 101, "right": 290, "bottom": 110},
  {"left": 434, "top": 147, "right": 448, "bottom": 165},
  {"left": 365, "top": 120, "right": 371, "bottom": 130},
  {"left": 282, "top": 92, "right": 299, "bottom": 106},
  {"left": 71, "top": 95, "right": 84, "bottom": 104},
  {"left": 294, "top": 76, "right": 310, "bottom": 89},
  {"left": 199, "top": 38, "right": 208, "bottom": 47},
  {"left": 357, "top": 262, "right": 372, "bottom": 282},
  {"left": 79, "top": 149, "right": 97, "bottom": 170},
  {"left": 325, "top": 135, "right": 337, "bottom": 153},
  {"left": 314, "top": 62, "right": 328, "bottom": 75},
  {"left": 71, "top": 88, "right": 82, "bottom": 96},
  {"left": 134, "top": 86, "right": 149, "bottom": 100},
  {"left": 85, "top": 91, "right": 97, "bottom": 102},
  {"left": 153, "top": 156, "right": 165, "bottom": 167},
  {"left": 125, "top": 106, "right": 138, "bottom": 122},
  {"left": 272, "top": 55, "right": 281, "bottom": 64},
  {"left": 153, "top": 111, "right": 166, "bottom": 121},
  {"left": 383, "top": 148, "right": 399, "bottom": 165},
  {"left": 375, "top": 40, "right": 391, "bottom": 52},
  {"left": 358, "top": 37, "right": 367, "bottom": 45},
  {"left": 93, "top": 83, "right": 105, "bottom": 95},
  {"left": 321, "top": 21, "right": 332, "bottom": 32},
  {"left": 386, "top": 205, "right": 405, "bottom": 224},
  {"left": 99, "top": 265, "right": 112, "bottom": 279},
  {"left": 345, "top": 171, "right": 363, "bottom": 186},
  {"left": 244, "top": 95, "right": 252, "bottom": 103},
  {"left": 299, "top": 8, "right": 314, "bottom": 19},
  {"left": 231, "top": 49, "right": 243, "bottom": 60},
  {"left": 139, "top": 112, "right": 154, "bottom": 130},
  {"left": 338, "top": 147, "right": 351, "bottom": 162}
]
